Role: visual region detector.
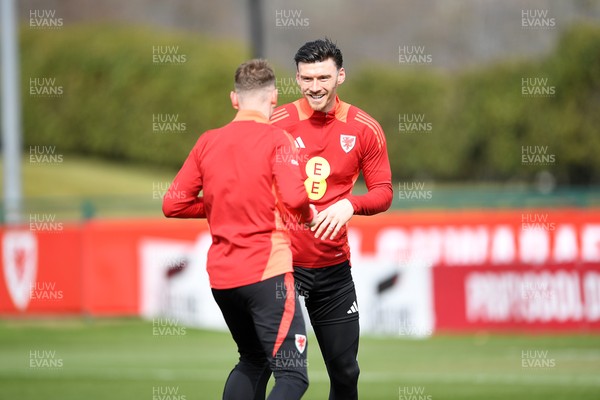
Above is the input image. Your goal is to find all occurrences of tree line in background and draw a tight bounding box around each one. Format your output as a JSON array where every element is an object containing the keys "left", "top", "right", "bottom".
[{"left": 21, "top": 24, "right": 600, "bottom": 184}]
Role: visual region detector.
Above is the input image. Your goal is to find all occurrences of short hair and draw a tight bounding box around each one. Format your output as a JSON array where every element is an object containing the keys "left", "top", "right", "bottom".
[
  {"left": 294, "top": 38, "right": 343, "bottom": 69},
  {"left": 234, "top": 59, "right": 275, "bottom": 92}
]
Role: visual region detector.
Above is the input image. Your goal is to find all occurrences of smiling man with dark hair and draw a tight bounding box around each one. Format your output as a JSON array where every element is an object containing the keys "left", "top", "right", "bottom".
[{"left": 271, "top": 39, "right": 393, "bottom": 399}]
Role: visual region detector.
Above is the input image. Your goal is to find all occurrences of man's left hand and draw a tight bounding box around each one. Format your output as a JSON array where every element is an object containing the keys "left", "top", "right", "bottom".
[{"left": 311, "top": 199, "right": 354, "bottom": 240}]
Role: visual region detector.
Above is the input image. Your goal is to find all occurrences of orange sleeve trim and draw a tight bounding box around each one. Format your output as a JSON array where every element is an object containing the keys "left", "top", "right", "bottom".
[
  {"left": 356, "top": 112, "right": 385, "bottom": 149},
  {"left": 271, "top": 108, "right": 290, "bottom": 123},
  {"left": 272, "top": 272, "right": 296, "bottom": 357}
]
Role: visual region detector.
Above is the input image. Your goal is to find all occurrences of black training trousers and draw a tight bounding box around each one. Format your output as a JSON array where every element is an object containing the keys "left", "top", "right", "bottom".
[
  {"left": 212, "top": 272, "right": 308, "bottom": 400},
  {"left": 294, "top": 261, "right": 360, "bottom": 400}
]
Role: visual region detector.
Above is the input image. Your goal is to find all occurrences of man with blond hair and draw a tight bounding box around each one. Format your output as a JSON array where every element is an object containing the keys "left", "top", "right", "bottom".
[{"left": 164, "top": 59, "right": 316, "bottom": 399}]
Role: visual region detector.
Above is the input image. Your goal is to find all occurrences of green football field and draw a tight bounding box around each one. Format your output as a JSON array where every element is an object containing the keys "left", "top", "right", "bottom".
[{"left": 0, "top": 318, "right": 599, "bottom": 400}]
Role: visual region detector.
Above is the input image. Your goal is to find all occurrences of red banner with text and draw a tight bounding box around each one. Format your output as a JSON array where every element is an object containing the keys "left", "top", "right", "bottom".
[
  {"left": 1, "top": 208, "right": 599, "bottom": 332},
  {"left": 433, "top": 265, "right": 600, "bottom": 332}
]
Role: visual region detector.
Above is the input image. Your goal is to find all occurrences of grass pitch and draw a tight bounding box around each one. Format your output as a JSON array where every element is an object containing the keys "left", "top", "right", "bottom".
[{"left": 0, "top": 318, "right": 599, "bottom": 399}]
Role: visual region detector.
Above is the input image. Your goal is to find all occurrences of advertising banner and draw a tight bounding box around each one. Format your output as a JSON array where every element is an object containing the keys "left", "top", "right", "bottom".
[{"left": 2, "top": 208, "right": 599, "bottom": 334}]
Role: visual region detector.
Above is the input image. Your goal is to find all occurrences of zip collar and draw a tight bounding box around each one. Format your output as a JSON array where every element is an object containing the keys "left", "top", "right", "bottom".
[{"left": 298, "top": 95, "right": 343, "bottom": 124}]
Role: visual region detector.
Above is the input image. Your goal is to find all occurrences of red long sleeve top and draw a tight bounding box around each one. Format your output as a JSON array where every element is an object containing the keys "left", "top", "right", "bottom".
[
  {"left": 271, "top": 96, "right": 393, "bottom": 268},
  {"left": 163, "top": 110, "right": 314, "bottom": 289}
]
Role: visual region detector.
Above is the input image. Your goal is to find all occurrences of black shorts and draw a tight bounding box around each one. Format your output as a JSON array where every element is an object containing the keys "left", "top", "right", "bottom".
[
  {"left": 293, "top": 260, "right": 359, "bottom": 326},
  {"left": 211, "top": 273, "right": 308, "bottom": 375}
]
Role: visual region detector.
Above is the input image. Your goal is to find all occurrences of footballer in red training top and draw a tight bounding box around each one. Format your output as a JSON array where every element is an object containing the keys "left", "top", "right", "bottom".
[
  {"left": 271, "top": 65, "right": 392, "bottom": 269},
  {"left": 163, "top": 59, "right": 315, "bottom": 399},
  {"left": 271, "top": 39, "right": 392, "bottom": 400}
]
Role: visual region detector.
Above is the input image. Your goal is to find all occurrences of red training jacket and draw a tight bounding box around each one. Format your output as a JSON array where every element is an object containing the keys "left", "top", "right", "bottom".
[
  {"left": 271, "top": 96, "right": 393, "bottom": 268},
  {"left": 163, "top": 110, "right": 313, "bottom": 289}
]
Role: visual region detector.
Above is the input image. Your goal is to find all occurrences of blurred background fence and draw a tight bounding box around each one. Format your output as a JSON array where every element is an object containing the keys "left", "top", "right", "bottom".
[{"left": 1, "top": 186, "right": 600, "bottom": 224}]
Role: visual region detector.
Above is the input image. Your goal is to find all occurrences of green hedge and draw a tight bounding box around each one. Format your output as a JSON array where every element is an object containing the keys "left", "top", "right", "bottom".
[
  {"left": 21, "top": 24, "right": 600, "bottom": 183},
  {"left": 339, "top": 24, "right": 600, "bottom": 184},
  {"left": 22, "top": 24, "right": 247, "bottom": 168}
]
